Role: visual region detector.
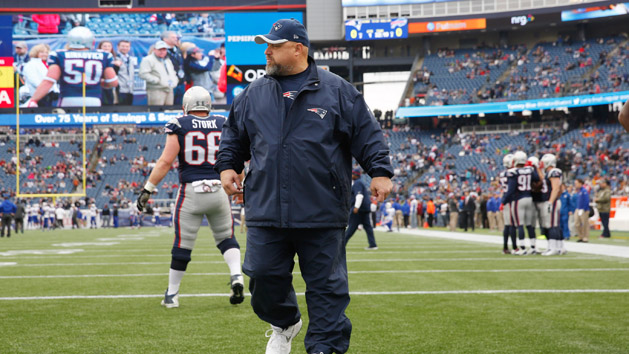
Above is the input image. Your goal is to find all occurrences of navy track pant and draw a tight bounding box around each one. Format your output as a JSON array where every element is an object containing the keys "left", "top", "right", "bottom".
[
  {"left": 243, "top": 227, "right": 352, "bottom": 354},
  {"left": 344, "top": 211, "right": 377, "bottom": 248}
]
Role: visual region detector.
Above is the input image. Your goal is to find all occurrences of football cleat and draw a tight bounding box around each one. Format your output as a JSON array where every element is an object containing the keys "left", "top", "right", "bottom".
[
  {"left": 161, "top": 290, "right": 179, "bottom": 308},
  {"left": 529, "top": 248, "right": 541, "bottom": 255},
  {"left": 502, "top": 249, "right": 511, "bottom": 255},
  {"left": 230, "top": 274, "right": 245, "bottom": 305},
  {"left": 559, "top": 248, "right": 568, "bottom": 255},
  {"left": 265, "top": 319, "right": 302, "bottom": 354},
  {"left": 542, "top": 249, "right": 559, "bottom": 256},
  {"left": 364, "top": 246, "right": 378, "bottom": 250},
  {"left": 513, "top": 248, "right": 527, "bottom": 256}
]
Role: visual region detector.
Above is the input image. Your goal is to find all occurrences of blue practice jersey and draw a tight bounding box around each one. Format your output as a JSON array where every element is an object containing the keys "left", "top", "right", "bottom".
[
  {"left": 350, "top": 179, "right": 371, "bottom": 213},
  {"left": 49, "top": 49, "right": 114, "bottom": 99},
  {"left": 543, "top": 168, "right": 563, "bottom": 201},
  {"left": 164, "top": 114, "right": 225, "bottom": 183},
  {"left": 503, "top": 166, "right": 540, "bottom": 203}
]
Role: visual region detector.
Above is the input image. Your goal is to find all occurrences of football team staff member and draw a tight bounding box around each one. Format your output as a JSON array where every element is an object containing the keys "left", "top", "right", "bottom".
[
  {"left": 344, "top": 168, "right": 378, "bottom": 250},
  {"left": 137, "top": 86, "right": 244, "bottom": 308},
  {"left": 216, "top": 19, "right": 393, "bottom": 354}
]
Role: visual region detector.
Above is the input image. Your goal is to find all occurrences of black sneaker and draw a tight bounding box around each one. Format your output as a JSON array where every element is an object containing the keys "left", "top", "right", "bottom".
[{"left": 230, "top": 274, "right": 244, "bottom": 305}]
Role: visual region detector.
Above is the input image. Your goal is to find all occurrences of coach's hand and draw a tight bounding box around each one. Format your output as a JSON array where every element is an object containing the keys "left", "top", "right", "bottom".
[
  {"left": 371, "top": 177, "right": 393, "bottom": 203},
  {"left": 136, "top": 189, "right": 152, "bottom": 212},
  {"left": 220, "top": 169, "right": 243, "bottom": 196}
]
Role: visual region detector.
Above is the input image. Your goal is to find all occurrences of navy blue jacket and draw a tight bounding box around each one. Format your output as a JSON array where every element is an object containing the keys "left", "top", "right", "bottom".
[
  {"left": 351, "top": 179, "right": 371, "bottom": 213},
  {"left": 216, "top": 58, "right": 393, "bottom": 228}
]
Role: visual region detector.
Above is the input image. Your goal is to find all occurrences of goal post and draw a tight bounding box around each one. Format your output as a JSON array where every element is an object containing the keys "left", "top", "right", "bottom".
[{"left": 15, "top": 72, "right": 88, "bottom": 199}]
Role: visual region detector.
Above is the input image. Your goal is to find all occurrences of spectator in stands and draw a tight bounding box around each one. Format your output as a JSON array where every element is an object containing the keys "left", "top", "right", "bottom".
[
  {"left": 13, "top": 41, "right": 29, "bottom": 74},
  {"left": 0, "top": 195, "right": 16, "bottom": 237},
  {"left": 573, "top": 179, "right": 590, "bottom": 243},
  {"left": 594, "top": 179, "right": 611, "bottom": 239},
  {"left": 21, "top": 43, "right": 58, "bottom": 107},
  {"left": 97, "top": 41, "right": 117, "bottom": 105},
  {"left": 161, "top": 31, "right": 186, "bottom": 104},
  {"left": 183, "top": 46, "right": 218, "bottom": 101},
  {"left": 32, "top": 14, "right": 60, "bottom": 34},
  {"left": 139, "top": 40, "right": 178, "bottom": 106},
  {"left": 116, "top": 40, "right": 136, "bottom": 105}
]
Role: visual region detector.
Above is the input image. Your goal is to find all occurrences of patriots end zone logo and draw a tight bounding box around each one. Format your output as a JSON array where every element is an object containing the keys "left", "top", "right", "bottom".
[{"left": 307, "top": 108, "right": 328, "bottom": 119}]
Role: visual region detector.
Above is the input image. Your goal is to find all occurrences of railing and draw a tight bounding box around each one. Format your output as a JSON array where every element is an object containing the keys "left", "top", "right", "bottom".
[{"left": 460, "top": 121, "right": 563, "bottom": 134}]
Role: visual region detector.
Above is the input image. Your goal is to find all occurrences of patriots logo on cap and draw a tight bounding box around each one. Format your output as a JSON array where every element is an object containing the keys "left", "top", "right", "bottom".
[
  {"left": 307, "top": 108, "right": 328, "bottom": 119},
  {"left": 273, "top": 22, "right": 283, "bottom": 31},
  {"left": 283, "top": 91, "right": 298, "bottom": 100}
]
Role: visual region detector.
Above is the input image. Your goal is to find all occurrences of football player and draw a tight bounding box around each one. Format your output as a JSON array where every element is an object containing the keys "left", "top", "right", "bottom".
[
  {"left": 499, "top": 154, "right": 517, "bottom": 254},
  {"left": 528, "top": 156, "right": 550, "bottom": 245},
  {"left": 137, "top": 86, "right": 244, "bottom": 308},
  {"left": 540, "top": 154, "right": 565, "bottom": 255},
  {"left": 502, "top": 151, "right": 540, "bottom": 255},
  {"left": 25, "top": 26, "right": 118, "bottom": 107}
]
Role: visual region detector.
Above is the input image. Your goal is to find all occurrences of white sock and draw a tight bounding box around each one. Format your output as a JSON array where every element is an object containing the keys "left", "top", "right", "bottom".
[
  {"left": 548, "top": 239, "right": 555, "bottom": 251},
  {"left": 167, "top": 269, "right": 185, "bottom": 295},
  {"left": 223, "top": 248, "right": 242, "bottom": 276},
  {"left": 529, "top": 237, "right": 536, "bottom": 248},
  {"left": 558, "top": 239, "right": 564, "bottom": 250}
]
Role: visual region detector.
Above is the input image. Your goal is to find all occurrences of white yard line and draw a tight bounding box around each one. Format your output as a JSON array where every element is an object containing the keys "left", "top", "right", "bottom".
[
  {"left": 7, "top": 256, "right": 604, "bottom": 267},
  {"left": 2, "top": 268, "right": 628, "bottom": 279},
  {"left": 396, "top": 229, "right": 629, "bottom": 258},
  {"left": 2, "top": 289, "right": 629, "bottom": 301}
]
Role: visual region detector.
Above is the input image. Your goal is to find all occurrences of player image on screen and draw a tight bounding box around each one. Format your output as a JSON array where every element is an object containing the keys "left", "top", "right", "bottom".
[
  {"left": 136, "top": 86, "right": 244, "bottom": 308},
  {"left": 24, "top": 26, "right": 118, "bottom": 107}
]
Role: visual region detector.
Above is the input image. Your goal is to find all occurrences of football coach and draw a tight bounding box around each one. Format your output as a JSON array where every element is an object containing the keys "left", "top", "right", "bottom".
[{"left": 216, "top": 18, "right": 393, "bottom": 354}]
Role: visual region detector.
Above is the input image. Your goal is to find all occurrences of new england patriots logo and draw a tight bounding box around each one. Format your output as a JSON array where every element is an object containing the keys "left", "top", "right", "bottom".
[
  {"left": 307, "top": 108, "right": 328, "bottom": 119},
  {"left": 273, "top": 22, "right": 283, "bottom": 31},
  {"left": 283, "top": 91, "right": 298, "bottom": 100}
]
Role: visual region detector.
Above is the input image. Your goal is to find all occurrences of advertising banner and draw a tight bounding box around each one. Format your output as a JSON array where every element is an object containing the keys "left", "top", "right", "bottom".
[
  {"left": 408, "top": 18, "right": 486, "bottom": 34},
  {"left": 396, "top": 90, "right": 629, "bottom": 118},
  {"left": 0, "top": 111, "right": 228, "bottom": 127},
  {"left": 0, "top": 57, "right": 13, "bottom": 109},
  {"left": 345, "top": 18, "right": 408, "bottom": 41},
  {"left": 561, "top": 3, "right": 629, "bottom": 22}
]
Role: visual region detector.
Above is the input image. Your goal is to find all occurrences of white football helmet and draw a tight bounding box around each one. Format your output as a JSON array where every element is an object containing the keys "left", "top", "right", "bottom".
[
  {"left": 513, "top": 151, "right": 527, "bottom": 166},
  {"left": 541, "top": 153, "right": 557, "bottom": 169},
  {"left": 527, "top": 156, "right": 539, "bottom": 168},
  {"left": 502, "top": 154, "right": 514, "bottom": 169},
  {"left": 182, "top": 86, "right": 212, "bottom": 115},
  {"left": 67, "top": 26, "right": 95, "bottom": 49}
]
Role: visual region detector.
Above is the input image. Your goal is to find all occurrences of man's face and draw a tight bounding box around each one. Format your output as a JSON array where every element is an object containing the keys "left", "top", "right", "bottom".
[
  {"left": 264, "top": 42, "right": 296, "bottom": 76},
  {"left": 15, "top": 46, "right": 26, "bottom": 55},
  {"left": 165, "top": 34, "right": 179, "bottom": 47},
  {"left": 575, "top": 181, "right": 582, "bottom": 189},
  {"left": 118, "top": 42, "right": 130, "bottom": 55},
  {"left": 155, "top": 48, "right": 168, "bottom": 58}
]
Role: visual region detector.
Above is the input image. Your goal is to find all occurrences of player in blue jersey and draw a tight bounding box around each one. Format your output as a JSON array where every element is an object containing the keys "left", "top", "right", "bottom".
[
  {"left": 502, "top": 151, "right": 540, "bottom": 255},
  {"left": 25, "top": 27, "right": 118, "bottom": 107},
  {"left": 136, "top": 86, "right": 243, "bottom": 308},
  {"left": 540, "top": 153, "right": 566, "bottom": 256},
  {"left": 499, "top": 153, "right": 517, "bottom": 254}
]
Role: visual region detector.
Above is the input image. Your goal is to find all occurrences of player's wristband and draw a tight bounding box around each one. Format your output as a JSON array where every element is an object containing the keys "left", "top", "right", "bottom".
[
  {"left": 104, "top": 76, "right": 118, "bottom": 83},
  {"left": 144, "top": 181, "right": 156, "bottom": 192},
  {"left": 43, "top": 77, "right": 57, "bottom": 84}
]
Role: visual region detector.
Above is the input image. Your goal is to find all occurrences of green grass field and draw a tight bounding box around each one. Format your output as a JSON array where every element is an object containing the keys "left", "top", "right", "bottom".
[{"left": 1, "top": 226, "right": 629, "bottom": 353}]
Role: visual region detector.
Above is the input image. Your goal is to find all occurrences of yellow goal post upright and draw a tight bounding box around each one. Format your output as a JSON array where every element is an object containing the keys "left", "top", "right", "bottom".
[{"left": 15, "top": 72, "right": 88, "bottom": 203}]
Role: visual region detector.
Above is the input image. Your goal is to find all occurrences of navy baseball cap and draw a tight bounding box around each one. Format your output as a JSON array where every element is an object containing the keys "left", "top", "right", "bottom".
[{"left": 254, "top": 18, "right": 309, "bottom": 47}]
